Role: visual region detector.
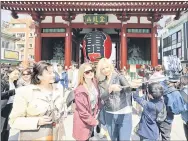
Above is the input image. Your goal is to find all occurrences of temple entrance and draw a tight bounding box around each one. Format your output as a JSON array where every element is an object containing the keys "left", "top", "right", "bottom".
[
  {"left": 127, "top": 38, "right": 151, "bottom": 65},
  {"left": 42, "top": 37, "right": 65, "bottom": 64}
]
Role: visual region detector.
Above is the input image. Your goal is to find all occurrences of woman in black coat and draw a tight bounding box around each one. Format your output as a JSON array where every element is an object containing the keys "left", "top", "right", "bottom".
[{"left": 1, "top": 67, "right": 19, "bottom": 141}]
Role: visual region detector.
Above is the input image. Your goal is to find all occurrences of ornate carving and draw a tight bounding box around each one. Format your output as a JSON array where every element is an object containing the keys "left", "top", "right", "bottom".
[
  {"left": 40, "top": 15, "right": 46, "bottom": 21},
  {"left": 116, "top": 12, "right": 131, "bottom": 22},
  {"left": 31, "top": 12, "right": 46, "bottom": 23},
  {"left": 11, "top": 11, "right": 18, "bottom": 19},
  {"left": 147, "top": 12, "right": 163, "bottom": 22},
  {"left": 62, "top": 12, "right": 76, "bottom": 21},
  {"left": 174, "top": 11, "right": 181, "bottom": 20},
  {"left": 31, "top": 12, "right": 40, "bottom": 21}
]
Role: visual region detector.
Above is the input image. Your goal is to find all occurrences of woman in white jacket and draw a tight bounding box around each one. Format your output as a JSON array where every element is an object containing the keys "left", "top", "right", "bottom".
[{"left": 9, "top": 61, "right": 65, "bottom": 141}]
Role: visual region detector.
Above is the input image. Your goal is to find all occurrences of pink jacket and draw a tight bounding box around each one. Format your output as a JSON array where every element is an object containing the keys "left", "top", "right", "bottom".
[{"left": 72, "top": 80, "right": 100, "bottom": 141}]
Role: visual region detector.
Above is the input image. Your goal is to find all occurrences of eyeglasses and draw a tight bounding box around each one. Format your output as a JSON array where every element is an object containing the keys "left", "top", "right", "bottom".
[{"left": 84, "top": 69, "right": 94, "bottom": 75}]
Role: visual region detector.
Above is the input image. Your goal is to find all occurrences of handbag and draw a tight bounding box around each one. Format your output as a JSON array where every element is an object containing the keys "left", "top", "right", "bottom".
[
  {"left": 19, "top": 124, "right": 53, "bottom": 141},
  {"left": 66, "top": 90, "right": 74, "bottom": 108}
]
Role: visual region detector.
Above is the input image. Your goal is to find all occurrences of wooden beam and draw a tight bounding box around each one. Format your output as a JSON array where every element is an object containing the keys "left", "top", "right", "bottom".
[
  {"left": 40, "top": 23, "right": 68, "bottom": 28},
  {"left": 126, "top": 33, "right": 152, "bottom": 38},
  {"left": 41, "top": 33, "right": 66, "bottom": 37},
  {"left": 71, "top": 23, "right": 121, "bottom": 28},
  {"left": 2, "top": 2, "right": 187, "bottom": 12},
  {"left": 126, "top": 23, "right": 152, "bottom": 28}
]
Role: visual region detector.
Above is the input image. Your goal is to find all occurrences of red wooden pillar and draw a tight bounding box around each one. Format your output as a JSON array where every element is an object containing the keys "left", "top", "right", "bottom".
[
  {"left": 120, "top": 25, "right": 127, "bottom": 69},
  {"left": 65, "top": 26, "right": 72, "bottom": 67},
  {"left": 151, "top": 25, "right": 158, "bottom": 66},
  {"left": 76, "top": 40, "right": 80, "bottom": 65},
  {"left": 34, "top": 23, "right": 41, "bottom": 62}
]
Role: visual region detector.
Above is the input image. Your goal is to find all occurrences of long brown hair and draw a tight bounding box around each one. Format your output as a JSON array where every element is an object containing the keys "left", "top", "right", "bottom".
[{"left": 77, "top": 63, "right": 93, "bottom": 86}]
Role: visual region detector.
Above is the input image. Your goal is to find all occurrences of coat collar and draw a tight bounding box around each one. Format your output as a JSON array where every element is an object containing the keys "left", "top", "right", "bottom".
[
  {"left": 29, "top": 84, "right": 61, "bottom": 102},
  {"left": 105, "top": 72, "right": 118, "bottom": 85}
]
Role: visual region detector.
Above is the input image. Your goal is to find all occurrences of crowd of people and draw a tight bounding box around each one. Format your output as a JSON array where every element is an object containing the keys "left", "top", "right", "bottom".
[{"left": 1, "top": 60, "right": 188, "bottom": 141}]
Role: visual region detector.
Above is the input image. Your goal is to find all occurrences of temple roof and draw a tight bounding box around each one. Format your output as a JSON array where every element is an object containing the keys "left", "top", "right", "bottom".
[{"left": 1, "top": 1, "right": 187, "bottom": 14}]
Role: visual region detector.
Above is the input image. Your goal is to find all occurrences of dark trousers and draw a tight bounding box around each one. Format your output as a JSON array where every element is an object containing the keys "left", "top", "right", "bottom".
[
  {"left": 157, "top": 121, "right": 172, "bottom": 141},
  {"left": 1, "top": 130, "right": 9, "bottom": 141},
  {"left": 1, "top": 103, "right": 12, "bottom": 141},
  {"left": 183, "top": 123, "right": 188, "bottom": 141}
]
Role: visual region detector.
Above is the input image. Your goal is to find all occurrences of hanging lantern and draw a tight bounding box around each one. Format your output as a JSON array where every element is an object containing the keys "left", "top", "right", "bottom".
[{"left": 83, "top": 31, "right": 112, "bottom": 62}]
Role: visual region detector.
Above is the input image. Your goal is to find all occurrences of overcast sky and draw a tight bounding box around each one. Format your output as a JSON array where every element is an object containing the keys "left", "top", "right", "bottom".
[{"left": 1, "top": 10, "right": 31, "bottom": 23}]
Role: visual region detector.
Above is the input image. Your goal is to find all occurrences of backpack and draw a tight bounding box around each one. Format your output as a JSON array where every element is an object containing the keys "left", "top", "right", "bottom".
[
  {"left": 165, "top": 88, "right": 185, "bottom": 115},
  {"left": 160, "top": 81, "right": 185, "bottom": 115},
  {"left": 180, "top": 87, "right": 188, "bottom": 103},
  {"left": 155, "top": 102, "right": 167, "bottom": 123}
]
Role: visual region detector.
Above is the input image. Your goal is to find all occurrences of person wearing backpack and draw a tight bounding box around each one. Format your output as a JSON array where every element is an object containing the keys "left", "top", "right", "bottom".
[
  {"left": 133, "top": 82, "right": 164, "bottom": 141},
  {"left": 159, "top": 79, "right": 185, "bottom": 141},
  {"left": 179, "top": 76, "right": 188, "bottom": 140}
]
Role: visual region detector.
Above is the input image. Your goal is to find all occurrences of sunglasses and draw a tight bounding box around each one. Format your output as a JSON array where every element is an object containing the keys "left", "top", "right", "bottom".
[{"left": 84, "top": 69, "right": 94, "bottom": 75}]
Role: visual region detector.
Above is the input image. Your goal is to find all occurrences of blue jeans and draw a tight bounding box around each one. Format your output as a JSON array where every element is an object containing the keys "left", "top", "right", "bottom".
[
  {"left": 105, "top": 112, "right": 132, "bottom": 141},
  {"left": 140, "top": 135, "right": 157, "bottom": 141}
]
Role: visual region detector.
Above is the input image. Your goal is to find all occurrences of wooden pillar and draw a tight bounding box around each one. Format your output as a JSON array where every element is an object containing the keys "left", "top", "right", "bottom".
[
  {"left": 34, "top": 22, "right": 41, "bottom": 62},
  {"left": 65, "top": 26, "right": 72, "bottom": 67},
  {"left": 120, "top": 25, "right": 127, "bottom": 69},
  {"left": 115, "top": 43, "right": 118, "bottom": 69},
  {"left": 70, "top": 32, "right": 73, "bottom": 65},
  {"left": 76, "top": 40, "right": 80, "bottom": 65},
  {"left": 151, "top": 25, "right": 158, "bottom": 66}
]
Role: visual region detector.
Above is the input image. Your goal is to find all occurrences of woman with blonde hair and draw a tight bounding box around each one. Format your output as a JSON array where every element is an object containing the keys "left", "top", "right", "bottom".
[
  {"left": 96, "top": 58, "right": 132, "bottom": 141},
  {"left": 73, "top": 63, "right": 100, "bottom": 141}
]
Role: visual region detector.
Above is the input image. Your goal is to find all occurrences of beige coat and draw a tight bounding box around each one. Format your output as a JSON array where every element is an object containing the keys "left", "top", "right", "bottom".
[{"left": 9, "top": 84, "right": 64, "bottom": 131}]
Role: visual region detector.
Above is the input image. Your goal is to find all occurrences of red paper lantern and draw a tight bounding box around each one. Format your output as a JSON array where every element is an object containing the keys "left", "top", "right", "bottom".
[{"left": 83, "top": 31, "right": 112, "bottom": 62}]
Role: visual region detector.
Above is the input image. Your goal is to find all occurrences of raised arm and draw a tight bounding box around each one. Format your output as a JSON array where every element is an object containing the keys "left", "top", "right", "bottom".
[
  {"left": 118, "top": 74, "right": 131, "bottom": 92},
  {"left": 133, "top": 89, "right": 147, "bottom": 107}
]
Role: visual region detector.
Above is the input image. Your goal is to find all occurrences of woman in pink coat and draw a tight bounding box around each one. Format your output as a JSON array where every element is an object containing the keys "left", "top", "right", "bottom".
[{"left": 73, "top": 63, "right": 100, "bottom": 141}]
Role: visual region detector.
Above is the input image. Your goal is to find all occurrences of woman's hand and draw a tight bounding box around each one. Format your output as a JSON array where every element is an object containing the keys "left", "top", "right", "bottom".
[
  {"left": 109, "top": 84, "right": 122, "bottom": 93},
  {"left": 38, "top": 116, "right": 52, "bottom": 126},
  {"left": 96, "top": 120, "right": 99, "bottom": 126}
]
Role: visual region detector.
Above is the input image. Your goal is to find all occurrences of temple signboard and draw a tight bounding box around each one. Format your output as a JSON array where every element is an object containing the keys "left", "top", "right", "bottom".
[{"left": 84, "top": 14, "right": 108, "bottom": 24}]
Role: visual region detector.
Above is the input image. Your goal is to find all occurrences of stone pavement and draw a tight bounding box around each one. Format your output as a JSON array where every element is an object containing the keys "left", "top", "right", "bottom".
[{"left": 63, "top": 113, "right": 186, "bottom": 141}]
